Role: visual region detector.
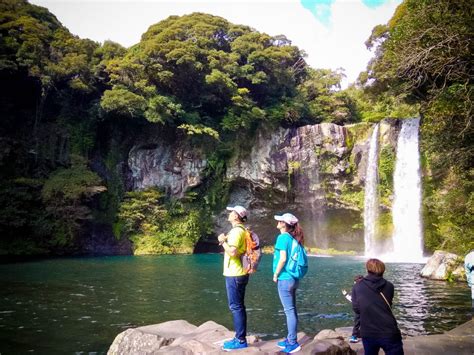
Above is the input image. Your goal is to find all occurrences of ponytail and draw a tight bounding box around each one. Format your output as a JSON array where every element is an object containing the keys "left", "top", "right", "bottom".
[{"left": 285, "top": 223, "right": 305, "bottom": 246}]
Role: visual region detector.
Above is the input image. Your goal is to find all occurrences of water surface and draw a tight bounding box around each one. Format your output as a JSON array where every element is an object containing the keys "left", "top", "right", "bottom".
[{"left": 0, "top": 254, "right": 471, "bottom": 354}]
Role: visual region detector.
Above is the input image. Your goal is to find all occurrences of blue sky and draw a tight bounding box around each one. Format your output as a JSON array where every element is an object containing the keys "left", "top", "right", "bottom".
[
  {"left": 302, "top": 0, "right": 393, "bottom": 26},
  {"left": 31, "top": 0, "right": 401, "bottom": 87}
]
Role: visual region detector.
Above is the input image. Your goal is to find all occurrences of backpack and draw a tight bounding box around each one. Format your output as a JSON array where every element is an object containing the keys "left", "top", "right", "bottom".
[
  {"left": 237, "top": 225, "right": 262, "bottom": 274},
  {"left": 286, "top": 237, "right": 308, "bottom": 279}
]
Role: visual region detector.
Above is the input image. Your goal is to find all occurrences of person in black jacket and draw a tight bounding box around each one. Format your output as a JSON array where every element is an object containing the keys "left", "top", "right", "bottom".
[{"left": 351, "top": 258, "right": 404, "bottom": 355}]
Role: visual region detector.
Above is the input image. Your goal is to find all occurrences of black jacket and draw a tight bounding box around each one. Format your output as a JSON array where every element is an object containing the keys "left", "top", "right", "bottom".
[{"left": 351, "top": 273, "right": 401, "bottom": 339}]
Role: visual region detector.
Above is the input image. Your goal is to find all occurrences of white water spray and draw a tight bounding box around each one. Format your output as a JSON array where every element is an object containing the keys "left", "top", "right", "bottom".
[
  {"left": 391, "top": 118, "right": 424, "bottom": 262},
  {"left": 364, "top": 124, "right": 380, "bottom": 257}
]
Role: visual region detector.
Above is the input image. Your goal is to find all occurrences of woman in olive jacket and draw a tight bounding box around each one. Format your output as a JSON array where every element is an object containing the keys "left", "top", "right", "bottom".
[{"left": 351, "top": 258, "right": 404, "bottom": 355}]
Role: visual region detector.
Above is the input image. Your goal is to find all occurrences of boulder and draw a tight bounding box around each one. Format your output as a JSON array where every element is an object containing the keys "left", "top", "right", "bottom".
[
  {"left": 108, "top": 320, "right": 357, "bottom": 354},
  {"left": 108, "top": 319, "right": 261, "bottom": 354},
  {"left": 420, "top": 250, "right": 465, "bottom": 281},
  {"left": 302, "top": 338, "right": 356, "bottom": 354},
  {"left": 314, "top": 329, "right": 344, "bottom": 341}
]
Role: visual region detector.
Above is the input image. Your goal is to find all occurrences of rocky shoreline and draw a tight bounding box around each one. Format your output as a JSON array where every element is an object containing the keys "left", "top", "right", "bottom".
[{"left": 108, "top": 318, "right": 473, "bottom": 354}]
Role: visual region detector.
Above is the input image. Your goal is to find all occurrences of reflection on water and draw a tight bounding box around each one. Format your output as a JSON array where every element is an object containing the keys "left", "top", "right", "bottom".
[
  {"left": 0, "top": 255, "right": 471, "bottom": 354},
  {"left": 389, "top": 262, "right": 471, "bottom": 336}
]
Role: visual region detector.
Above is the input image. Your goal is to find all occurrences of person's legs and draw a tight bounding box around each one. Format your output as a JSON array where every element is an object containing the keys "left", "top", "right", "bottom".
[
  {"left": 362, "top": 337, "right": 382, "bottom": 355},
  {"left": 379, "top": 337, "right": 404, "bottom": 355},
  {"left": 225, "top": 275, "right": 249, "bottom": 341},
  {"left": 277, "top": 278, "right": 299, "bottom": 344},
  {"left": 352, "top": 313, "right": 361, "bottom": 338}
]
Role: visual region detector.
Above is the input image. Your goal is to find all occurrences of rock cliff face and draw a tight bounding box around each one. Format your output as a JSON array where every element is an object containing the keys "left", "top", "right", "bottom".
[
  {"left": 128, "top": 142, "right": 207, "bottom": 197},
  {"left": 125, "top": 120, "right": 402, "bottom": 251},
  {"left": 222, "top": 121, "right": 404, "bottom": 250},
  {"left": 222, "top": 119, "right": 402, "bottom": 250}
]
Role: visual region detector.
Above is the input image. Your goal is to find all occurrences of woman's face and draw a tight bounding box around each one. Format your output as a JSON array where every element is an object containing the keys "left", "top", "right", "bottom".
[{"left": 277, "top": 220, "right": 284, "bottom": 230}]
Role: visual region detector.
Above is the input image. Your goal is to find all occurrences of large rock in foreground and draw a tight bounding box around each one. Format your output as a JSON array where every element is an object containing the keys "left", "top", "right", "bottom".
[
  {"left": 108, "top": 319, "right": 355, "bottom": 354},
  {"left": 420, "top": 250, "right": 465, "bottom": 281}
]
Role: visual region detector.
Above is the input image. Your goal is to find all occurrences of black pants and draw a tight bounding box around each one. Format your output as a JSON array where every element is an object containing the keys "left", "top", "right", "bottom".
[
  {"left": 352, "top": 313, "right": 360, "bottom": 337},
  {"left": 362, "top": 337, "right": 404, "bottom": 355}
]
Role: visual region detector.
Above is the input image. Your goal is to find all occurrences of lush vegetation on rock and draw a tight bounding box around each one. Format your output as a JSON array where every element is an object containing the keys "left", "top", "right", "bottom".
[
  {"left": 117, "top": 188, "right": 208, "bottom": 254},
  {"left": 359, "top": 0, "right": 473, "bottom": 254},
  {"left": 0, "top": 0, "right": 471, "bottom": 256}
]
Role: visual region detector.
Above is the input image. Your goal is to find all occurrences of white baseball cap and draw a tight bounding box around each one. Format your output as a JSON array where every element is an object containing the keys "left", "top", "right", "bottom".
[
  {"left": 226, "top": 205, "right": 248, "bottom": 219},
  {"left": 274, "top": 213, "right": 298, "bottom": 225}
]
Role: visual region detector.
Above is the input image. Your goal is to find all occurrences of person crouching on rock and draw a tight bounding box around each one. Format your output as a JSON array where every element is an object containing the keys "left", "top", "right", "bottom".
[
  {"left": 342, "top": 274, "right": 364, "bottom": 343},
  {"left": 218, "top": 205, "right": 249, "bottom": 351},
  {"left": 352, "top": 258, "right": 404, "bottom": 355}
]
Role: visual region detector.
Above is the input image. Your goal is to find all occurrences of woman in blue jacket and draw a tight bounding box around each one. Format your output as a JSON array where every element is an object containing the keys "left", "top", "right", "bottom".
[{"left": 272, "top": 213, "right": 305, "bottom": 354}]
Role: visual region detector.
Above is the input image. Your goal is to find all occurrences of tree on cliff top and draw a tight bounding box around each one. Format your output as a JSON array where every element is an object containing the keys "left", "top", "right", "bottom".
[
  {"left": 362, "top": 0, "right": 472, "bottom": 170},
  {"left": 100, "top": 12, "right": 309, "bottom": 134}
]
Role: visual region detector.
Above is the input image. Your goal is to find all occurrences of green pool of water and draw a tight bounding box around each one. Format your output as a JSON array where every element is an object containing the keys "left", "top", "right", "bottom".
[{"left": 0, "top": 254, "right": 471, "bottom": 354}]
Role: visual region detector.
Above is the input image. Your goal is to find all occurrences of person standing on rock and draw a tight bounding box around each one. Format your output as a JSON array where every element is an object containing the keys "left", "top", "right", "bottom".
[
  {"left": 352, "top": 258, "right": 404, "bottom": 355},
  {"left": 218, "top": 205, "right": 249, "bottom": 351},
  {"left": 464, "top": 250, "right": 474, "bottom": 313},
  {"left": 273, "top": 213, "right": 305, "bottom": 354}
]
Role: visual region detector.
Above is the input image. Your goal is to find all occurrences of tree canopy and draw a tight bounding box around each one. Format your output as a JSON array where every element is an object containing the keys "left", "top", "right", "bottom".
[{"left": 100, "top": 13, "right": 354, "bottom": 134}]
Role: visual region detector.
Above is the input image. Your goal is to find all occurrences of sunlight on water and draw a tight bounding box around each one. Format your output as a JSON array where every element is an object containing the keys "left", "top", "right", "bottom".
[{"left": 0, "top": 255, "right": 471, "bottom": 353}]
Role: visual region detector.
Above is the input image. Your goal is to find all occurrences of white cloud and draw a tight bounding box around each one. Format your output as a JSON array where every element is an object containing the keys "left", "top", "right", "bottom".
[{"left": 30, "top": 0, "right": 400, "bottom": 86}]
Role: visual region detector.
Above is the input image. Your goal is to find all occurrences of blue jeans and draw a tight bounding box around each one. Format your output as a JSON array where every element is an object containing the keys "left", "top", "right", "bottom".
[
  {"left": 277, "top": 278, "right": 299, "bottom": 344},
  {"left": 362, "top": 337, "right": 404, "bottom": 355},
  {"left": 225, "top": 275, "right": 249, "bottom": 341}
]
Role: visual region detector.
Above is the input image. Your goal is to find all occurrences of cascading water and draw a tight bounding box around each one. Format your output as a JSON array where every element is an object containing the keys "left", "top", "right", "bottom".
[
  {"left": 364, "top": 124, "right": 380, "bottom": 257},
  {"left": 391, "top": 117, "right": 424, "bottom": 262}
]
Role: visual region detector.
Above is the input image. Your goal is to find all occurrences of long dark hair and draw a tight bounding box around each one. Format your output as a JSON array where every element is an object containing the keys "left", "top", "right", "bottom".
[{"left": 285, "top": 222, "right": 304, "bottom": 246}]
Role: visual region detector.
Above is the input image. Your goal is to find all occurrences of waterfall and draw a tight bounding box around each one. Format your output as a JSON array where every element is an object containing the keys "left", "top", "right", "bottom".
[
  {"left": 364, "top": 124, "right": 380, "bottom": 257},
  {"left": 391, "top": 117, "right": 424, "bottom": 262}
]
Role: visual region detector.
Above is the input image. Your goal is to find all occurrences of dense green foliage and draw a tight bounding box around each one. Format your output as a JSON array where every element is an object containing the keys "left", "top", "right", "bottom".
[
  {"left": 0, "top": 0, "right": 115, "bottom": 254},
  {"left": 0, "top": 2, "right": 355, "bottom": 255},
  {"left": 0, "top": 157, "right": 104, "bottom": 254},
  {"left": 117, "top": 188, "right": 209, "bottom": 254},
  {"left": 0, "top": 0, "right": 471, "bottom": 256},
  {"left": 360, "top": 0, "right": 473, "bottom": 253},
  {"left": 99, "top": 13, "right": 359, "bottom": 133}
]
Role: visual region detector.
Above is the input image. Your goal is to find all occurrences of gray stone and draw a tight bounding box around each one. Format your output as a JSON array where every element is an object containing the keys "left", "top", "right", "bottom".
[
  {"left": 139, "top": 319, "right": 198, "bottom": 337},
  {"left": 334, "top": 327, "right": 353, "bottom": 339},
  {"left": 128, "top": 141, "right": 207, "bottom": 197},
  {"left": 420, "top": 250, "right": 465, "bottom": 281},
  {"left": 302, "top": 338, "right": 356, "bottom": 354},
  {"left": 314, "top": 329, "right": 344, "bottom": 341},
  {"left": 398, "top": 319, "right": 474, "bottom": 355},
  {"left": 107, "top": 328, "right": 169, "bottom": 355},
  {"left": 109, "top": 319, "right": 474, "bottom": 355}
]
